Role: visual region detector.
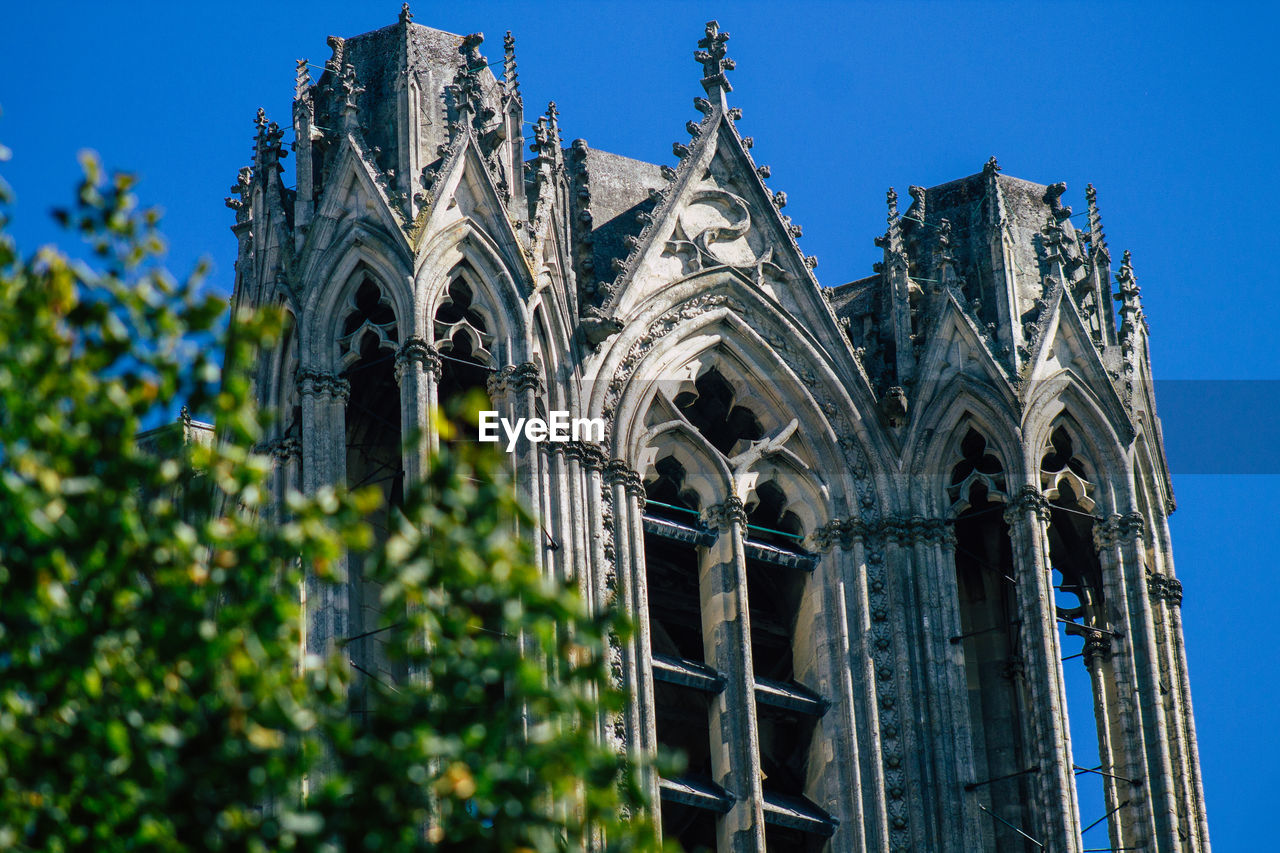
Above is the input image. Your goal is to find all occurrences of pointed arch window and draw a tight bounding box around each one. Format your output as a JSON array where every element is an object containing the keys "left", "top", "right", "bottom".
[
  {"left": 434, "top": 264, "right": 495, "bottom": 439},
  {"left": 640, "top": 358, "right": 835, "bottom": 850},
  {"left": 1041, "top": 424, "right": 1129, "bottom": 848},
  {"left": 339, "top": 276, "right": 406, "bottom": 714},
  {"left": 948, "top": 427, "right": 1037, "bottom": 850}
]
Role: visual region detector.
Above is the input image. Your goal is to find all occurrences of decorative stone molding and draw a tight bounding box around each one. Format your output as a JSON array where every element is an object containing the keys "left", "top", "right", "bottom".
[
  {"left": 258, "top": 435, "right": 302, "bottom": 463},
  {"left": 1147, "top": 572, "right": 1184, "bottom": 606},
  {"left": 1003, "top": 485, "right": 1053, "bottom": 524},
  {"left": 1081, "top": 628, "right": 1112, "bottom": 669},
  {"left": 575, "top": 442, "right": 608, "bottom": 471},
  {"left": 604, "top": 459, "right": 646, "bottom": 498},
  {"left": 815, "top": 514, "right": 952, "bottom": 551},
  {"left": 393, "top": 337, "right": 442, "bottom": 382},
  {"left": 296, "top": 369, "right": 350, "bottom": 403},
  {"left": 1093, "top": 512, "right": 1147, "bottom": 551},
  {"left": 702, "top": 496, "right": 747, "bottom": 530}
]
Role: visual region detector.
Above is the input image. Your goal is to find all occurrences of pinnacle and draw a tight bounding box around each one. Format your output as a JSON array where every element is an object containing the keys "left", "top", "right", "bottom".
[{"left": 695, "top": 20, "right": 735, "bottom": 105}]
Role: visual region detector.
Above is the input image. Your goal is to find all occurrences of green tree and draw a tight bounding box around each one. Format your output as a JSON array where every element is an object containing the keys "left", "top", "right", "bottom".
[{"left": 0, "top": 154, "right": 665, "bottom": 852}]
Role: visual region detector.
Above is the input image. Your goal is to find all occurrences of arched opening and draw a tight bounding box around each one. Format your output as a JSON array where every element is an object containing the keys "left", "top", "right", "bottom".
[
  {"left": 642, "top": 355, "right": 835, "bottom": 849},
  {"left": 434, "top": 267, "right": 494, "bottom": 444},
  {"left": 949, "top": 427, "right": 1035, "bottom": 850},
  {"left": 1041, "top": 425, "right": 1124, "bottom": 847},
  {"left": 340, "top": 277, "right": 405, "bottom": 715}
]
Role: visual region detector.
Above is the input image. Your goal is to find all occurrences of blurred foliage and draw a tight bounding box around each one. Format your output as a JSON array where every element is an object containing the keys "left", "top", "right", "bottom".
[{"left": 0, "top": 154, "right": 667, "bottom": 851}]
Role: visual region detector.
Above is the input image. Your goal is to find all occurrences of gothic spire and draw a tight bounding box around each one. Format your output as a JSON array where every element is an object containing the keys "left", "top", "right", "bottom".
[
  {"left": 399, "top": 2, "right": 412, "bottom": 25},
  {"left": 695, "top": 20, "right": 735, "bottom": 108}
]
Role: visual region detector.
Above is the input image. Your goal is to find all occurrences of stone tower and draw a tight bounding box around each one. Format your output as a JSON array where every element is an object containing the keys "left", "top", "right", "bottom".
[{"left": 226, "top": 8, "right": 1210, "bottom": 852}]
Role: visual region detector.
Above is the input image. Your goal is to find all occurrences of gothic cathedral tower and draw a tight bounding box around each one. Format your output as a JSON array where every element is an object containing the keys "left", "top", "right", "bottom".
[{"left": 225, "top": 8, "right": 1209, "bottom": 852}]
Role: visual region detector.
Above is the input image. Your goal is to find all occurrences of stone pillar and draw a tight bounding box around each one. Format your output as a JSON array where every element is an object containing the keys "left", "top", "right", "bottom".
[
  {"left": 701, "top": 497, "right": 766, "bottom": 853},
  {"left": 1081, "top": 627, "right": 1128, "bottom": 853},
  {"left": 813, "top": 520, "right": 873, "bottom": 853},
  {"left": 1093, "top": 514, "right": 1153, "bottom": 850},
  {"left": 1154, "top": 558, "right": 1210, "bottom": 849},
  {"left": 1004, "top": 487, "right": 1080, "bottom": 853},
  {"left": 1121, "top": 514, "right": 1185, "bottom": 853},
  {"left": 298, "top": 369, "right": 350, "bottom": 659},
  {"left": 604, "top": 461, "right": 658, "bottom": 810},
  {"left": 490, "top": 363, "right": 545, "bottom": 566},
  {"left": 394, "top": 338, "right": 439, "bottom": 488}
]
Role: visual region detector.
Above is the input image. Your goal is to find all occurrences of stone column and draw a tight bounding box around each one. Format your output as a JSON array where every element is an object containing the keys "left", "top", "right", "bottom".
[
  {"left": 394, "top": 338, "right": 439, "bottom": 488},
  {"left": 298, "top": 369, "right": 350, "bottom": 659},
  {"left": 1121, "top": 514, "right": 1185, "bottom": 853},
  {"left": 489, "top": 363, "right": 545, "bottom": 572},
  {"left": 1155, "top": 560, "right": 1209, "bottom": 849},
  {"left": 701, "top": 497, "right": 766, "bottom": 853},
  {"left": 813, "top": 519, "right": 872, "bottom": 853},
  {"left": 908, "top": 516, "right": 982, "bottom": 853},
  {"left": 1093, "top": 514, "right": 1153, "bottom": 851},
  {"left": 1004, "top": 487, "right": 1079, "bottom": 853},
  {"left": 604, "top": 461, "right": 658, "bottom": 810}
]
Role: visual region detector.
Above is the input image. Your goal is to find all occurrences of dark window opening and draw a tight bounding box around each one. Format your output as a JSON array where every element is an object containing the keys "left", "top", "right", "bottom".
[
  {"left": 764, "top": 821, "right": 827, "bottom": 853},
  {"left": 675, "top": 367, "right": 764, "bottom": 457},
  {"left": 646, "top": 456, "right": 702, "bottom": 523},
  {"left": 746, "top": 480, "right": 805, "bottom": 548},
  {"left": 644, "top": 532, "right": 705, "bottom": 664},
  {"left": 660, "top": 800, "right": 718, "bottom": 853},
  {"left": 745, "top": 558, "right": 806, "bottom": 684},
  {"left": 757, "top": 706, "right": 817, "bottom": 799}
]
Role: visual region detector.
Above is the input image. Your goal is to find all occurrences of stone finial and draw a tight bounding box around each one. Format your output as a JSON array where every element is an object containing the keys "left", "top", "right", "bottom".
[
  {"left": 884, "top": 188, "right": 907, "bottom": 269},
  {"left": 1115, "top": 250, "right": 1141, "bottom": 309},
  {"left": 983, "top": 156, "right": 1001, "bottom": 177},
  {"left": 503, "top": 31, "right": 519, "bottom": 96},
  {"left": 339, "top": 63, "right": 364, "bottom": 122},
  {"left": 399, "top": 2, "right": 412, "bottom": 24},
  {"left": 225, "top": 166, "right": 253, "bottom": 224},
  {"left": 294, "top": 59, "right": 311, "bottom": 99},
  {"left": 254, "top": 107, "right": 268, "bottom": 135},
  {"left": 695, "top": 20, "right": 735, "bottom": 100},
  {"left": 1085, "top": 183, "right": 1109, "bottom": 259},
  {"left": 907, "top": 185, "right": 926, "bottom": 223}
]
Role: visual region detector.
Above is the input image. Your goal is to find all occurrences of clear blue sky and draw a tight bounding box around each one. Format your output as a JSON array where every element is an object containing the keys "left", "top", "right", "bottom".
[{"left": 3, "top": 1, "right": 1275, "bottom": 846}]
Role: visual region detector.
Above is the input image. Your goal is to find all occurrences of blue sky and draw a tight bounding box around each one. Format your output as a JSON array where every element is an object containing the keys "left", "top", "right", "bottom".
[{"left": 3, "top": 1, "right": 1276, "bottom": 846}]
